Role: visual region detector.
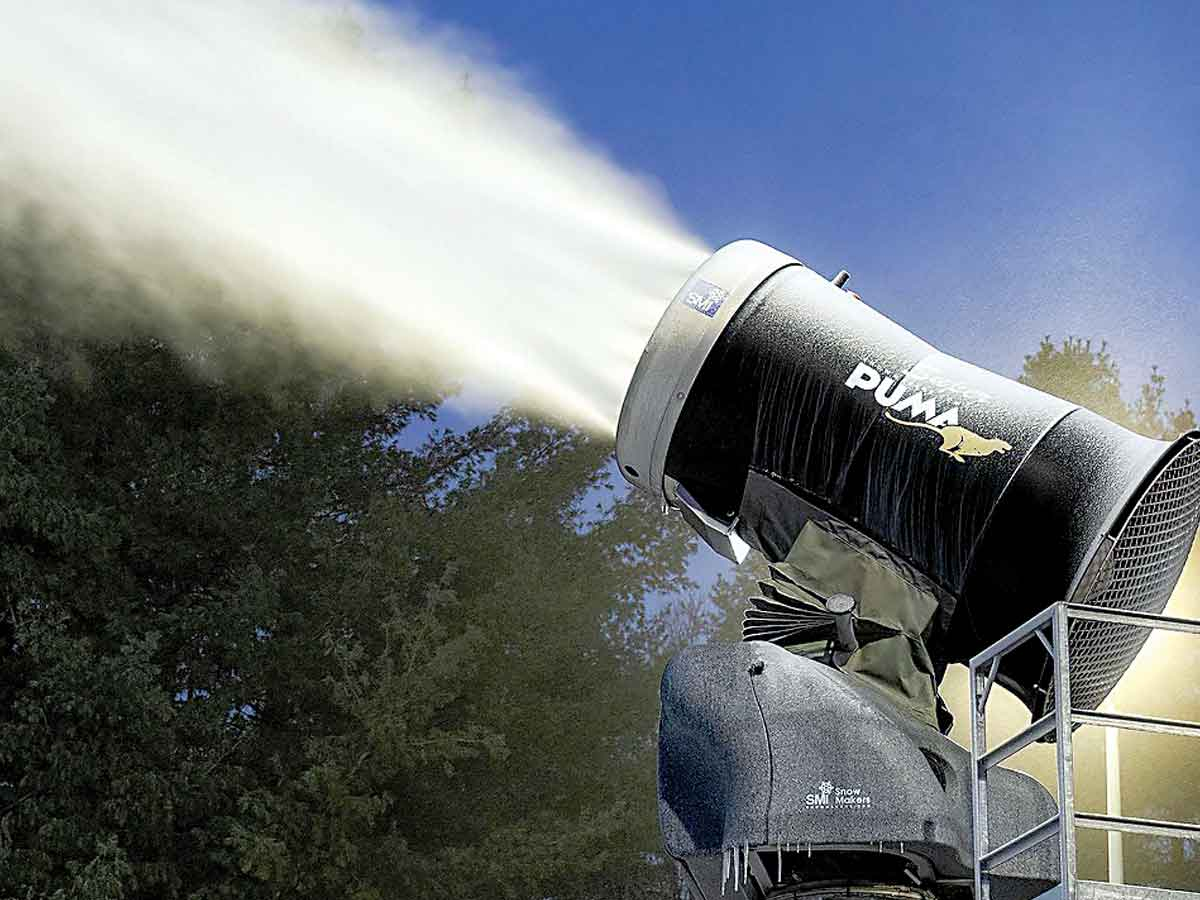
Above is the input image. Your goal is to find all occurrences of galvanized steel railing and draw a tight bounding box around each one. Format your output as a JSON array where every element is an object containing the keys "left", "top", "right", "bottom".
[{"left": 970, "top": 602, "right": 1200, "bottom": 900}]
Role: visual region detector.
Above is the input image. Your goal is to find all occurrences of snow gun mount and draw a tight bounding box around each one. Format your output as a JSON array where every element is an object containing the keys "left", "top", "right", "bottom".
[{"left": 616, "top": 241, "right": 1200, "bottom": 900}]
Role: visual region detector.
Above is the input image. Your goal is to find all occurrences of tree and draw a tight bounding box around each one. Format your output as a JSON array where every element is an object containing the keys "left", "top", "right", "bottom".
[
  {"left": 0, "top": 214, "right": 698, "bottom": 899},
  {"left": 1020, "top": 336, "right": 1196, "bottom": 438}
]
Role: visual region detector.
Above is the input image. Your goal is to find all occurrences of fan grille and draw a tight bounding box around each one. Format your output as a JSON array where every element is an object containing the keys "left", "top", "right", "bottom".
[{"left": 1054, "top": 438, "right": 1200, "bottom": 712}]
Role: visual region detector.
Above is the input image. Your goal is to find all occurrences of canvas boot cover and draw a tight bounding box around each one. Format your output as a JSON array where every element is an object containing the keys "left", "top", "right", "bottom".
[{"left": 762, "top": 519, "right": 947, "bottom": 729}]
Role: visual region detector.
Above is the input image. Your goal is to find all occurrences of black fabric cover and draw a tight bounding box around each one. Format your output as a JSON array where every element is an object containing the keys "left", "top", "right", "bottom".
[{"left": 666, "top": 264, "right": 1190, "bottom": 716}]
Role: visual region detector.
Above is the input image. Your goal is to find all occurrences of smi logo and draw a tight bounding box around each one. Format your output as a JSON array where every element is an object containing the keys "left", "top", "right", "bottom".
[
  {"left": 807, "top": 781, "right": 835, "bottom": 808},
  {"left": 678, "top": 279, "right": 728, "bottom": 318},
  {"left": 846, "top": 361, "right": 1013, "bottom": 464},
  {"left": 805, "top": 780, "right": 873, "bottom": 809}
]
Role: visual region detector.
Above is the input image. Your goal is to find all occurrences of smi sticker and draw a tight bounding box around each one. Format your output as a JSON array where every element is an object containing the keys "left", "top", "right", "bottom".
[
  {"left": 678, "top": 279, "right": 728, "bottom": 318},
  {"left": 805, "top": 780, "right": 873, "bottom": 810},
  {"left": 846, "top": 361, "right": 1013, "bottom": 464}
]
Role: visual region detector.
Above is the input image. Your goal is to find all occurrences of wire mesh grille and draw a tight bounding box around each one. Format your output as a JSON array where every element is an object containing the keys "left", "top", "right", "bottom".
[{"left": 1052, "top": 439, "right": 1200, "bottom": 712}]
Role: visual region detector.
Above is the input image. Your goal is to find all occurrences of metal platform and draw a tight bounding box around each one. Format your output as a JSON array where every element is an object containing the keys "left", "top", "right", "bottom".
[
  {"left": 970, "top": 603, "right": 1200, "bottom": 900},
  {"left": 1038, "top": 881, "right": 1200, "bottom": 900}
]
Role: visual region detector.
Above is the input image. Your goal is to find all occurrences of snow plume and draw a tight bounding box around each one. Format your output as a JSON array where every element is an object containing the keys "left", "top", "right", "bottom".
[{"left": 0, "top": 1, "right": 707, "bottom": 432}]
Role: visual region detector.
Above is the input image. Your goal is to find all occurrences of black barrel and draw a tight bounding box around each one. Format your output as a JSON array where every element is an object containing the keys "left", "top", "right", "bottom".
[{"left": 617, "top": 241, "right": 1200, "bottom": 718}]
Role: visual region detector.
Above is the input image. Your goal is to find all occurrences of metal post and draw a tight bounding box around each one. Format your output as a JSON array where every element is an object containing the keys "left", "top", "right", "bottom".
[
  {"left": 1106, "top": 723, "right": 1125, "bottom": 884},
  {"left": 970, "top": 661, "right": 990, "bottom": 900},
  {"left": 1053, "top": 604, "right": 1078, "bottom": 900}
]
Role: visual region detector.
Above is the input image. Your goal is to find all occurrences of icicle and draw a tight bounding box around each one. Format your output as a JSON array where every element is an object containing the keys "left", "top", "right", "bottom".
[
  {"left": 807, "top": 842, "right": 812, "bottom": 858},
  {"left": 722, "top": 847, "right": 729, "bottom": 895},
  {"left": 777, "top": 843, "right": 783, "bottom": 882}
]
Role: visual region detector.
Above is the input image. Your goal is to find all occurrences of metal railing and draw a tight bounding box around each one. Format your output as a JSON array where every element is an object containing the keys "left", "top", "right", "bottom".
[{"left": 969, "top": 602, "right": 1200, "bottom": 900}]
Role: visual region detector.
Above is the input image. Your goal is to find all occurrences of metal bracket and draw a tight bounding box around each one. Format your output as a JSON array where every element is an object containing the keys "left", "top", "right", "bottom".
[{"left": 670, "top": 479, "right": 751, "bottom": 564}]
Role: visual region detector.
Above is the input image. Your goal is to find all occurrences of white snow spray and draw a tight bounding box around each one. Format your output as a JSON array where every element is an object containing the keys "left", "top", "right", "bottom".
[{"left": 0, "top": 1, "right": 707, "bottom": 433}]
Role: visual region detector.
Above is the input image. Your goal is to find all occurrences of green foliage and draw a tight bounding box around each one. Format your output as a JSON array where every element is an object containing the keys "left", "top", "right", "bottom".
[
  {"left": 0, "top": 217, "right": 699, "bottom": 898},
  {"left": 1021, "top": 336, "right": 1195, "bottom": 438}
]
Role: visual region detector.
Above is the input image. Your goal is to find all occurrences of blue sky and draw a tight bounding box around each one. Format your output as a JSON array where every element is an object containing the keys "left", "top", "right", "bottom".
[
  {"left": 401, "top": 0, "right": 1198, "bottom": 402},
  {"left": 395, "top": 0, "right": 1200, "bottom": 587}
]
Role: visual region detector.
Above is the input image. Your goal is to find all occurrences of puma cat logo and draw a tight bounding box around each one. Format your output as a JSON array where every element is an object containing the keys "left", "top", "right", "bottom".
[
  {"left": 845, "top": 360, "right": 1014, "bottom": 463},
  {"left": 884, "top": 411, "right": 1012, "bottom": 463}
]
